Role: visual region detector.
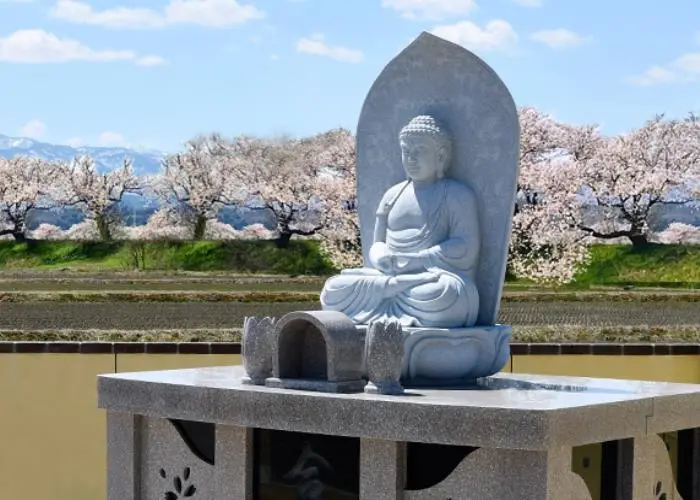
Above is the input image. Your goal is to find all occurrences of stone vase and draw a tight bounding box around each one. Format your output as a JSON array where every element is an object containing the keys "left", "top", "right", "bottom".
[
  {"left": 365, "top": 319, "right": 404, "bottom": 395},
  {"left": 242, "top": 316, "right": 276, "bottom": 385}
]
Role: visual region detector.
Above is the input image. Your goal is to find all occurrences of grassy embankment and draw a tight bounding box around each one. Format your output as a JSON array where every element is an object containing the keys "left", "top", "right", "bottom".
[
  {"left": 0, "top": 239, "right": 333, "bottom": 275},
  {"left": 0, "top": 240, "right": 698, "bottom": 288}
]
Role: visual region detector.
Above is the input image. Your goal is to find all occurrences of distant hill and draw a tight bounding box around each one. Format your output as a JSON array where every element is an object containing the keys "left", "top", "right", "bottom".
[{"left": 0, "top": 134, "right": 164, "bottom": 176}]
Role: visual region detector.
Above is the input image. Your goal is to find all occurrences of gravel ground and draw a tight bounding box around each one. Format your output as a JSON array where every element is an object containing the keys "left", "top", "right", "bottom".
[{"left": 0, "top": 301, "right": 697, "bottom": 330}]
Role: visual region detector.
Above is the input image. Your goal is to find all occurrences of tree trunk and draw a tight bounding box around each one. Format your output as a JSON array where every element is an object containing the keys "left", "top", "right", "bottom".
[
  {"left": 628, "top": 233, "right": 649, "bottom": 247},
  {"left": 193, "top": 215, "right": 207, "bottom": 240},
  {"left": 10, "top": 219, "right": 26, "bottom": 242},
  {"left": 275, "top": 231, "right": 292, "bottom": 248},
  {"left": 96, "top": 215, "right": 112, "bottom": 241}
]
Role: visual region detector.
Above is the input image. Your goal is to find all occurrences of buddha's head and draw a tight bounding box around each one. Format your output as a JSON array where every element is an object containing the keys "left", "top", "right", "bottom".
[{"left": 398, "top": 115, "right": 452, "bottom": 182}]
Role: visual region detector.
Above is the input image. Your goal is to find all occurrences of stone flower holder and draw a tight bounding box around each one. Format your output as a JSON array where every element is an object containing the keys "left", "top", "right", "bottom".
[
  {"left": 365, "top": 319, "right": 405, "bottom": 395},
  {"left": 241, "top": 316, "right": 276, "bottom": 385}
]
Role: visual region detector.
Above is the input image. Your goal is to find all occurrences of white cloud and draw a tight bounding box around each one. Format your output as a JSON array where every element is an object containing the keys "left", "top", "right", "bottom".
[
  {"left": 381, "top": 0, "right": 477, "bottom": 20},
  {"left": 19, "top": 119, "right": 46, "bottom": 139},
  {"left": 673, "top": 52, "right": 700, "bottom": 73},
  {"left": 296, "top": 34, "right": 363, "bottom": 63},
  {"left": 0, "top": 29, "right": 164, "bottom": 65},
  {"left": 269, "top": 53, "right": 279, "bottom": 60},
  {"left": 49, "top": 0, "right": 265, "bottom": 29},
  {"left": 431, "top": 20, "right": 518, "bottom": 53},
  {"left": 135, "top": 55, "right": 166, "bottom": 66},
  {"left": 512, "top": 0, "right": 542, "bottom": 6},
  {"left": 530, "top": 29, "right": 591, "bottom": 50},
  {"left": 628, "top": 66, "right": 681, "bottom": 86},
  {"left": 629, "top": 52, "right": 700, "bottom": 86},
  {"left": 97, "top": 131, "right": 127, "bottom": 147}
]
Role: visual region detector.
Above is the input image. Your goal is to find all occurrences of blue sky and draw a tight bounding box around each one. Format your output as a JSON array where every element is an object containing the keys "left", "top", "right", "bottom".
[{"left": 1, "top": 0, "right": 698, "bottom": 152}]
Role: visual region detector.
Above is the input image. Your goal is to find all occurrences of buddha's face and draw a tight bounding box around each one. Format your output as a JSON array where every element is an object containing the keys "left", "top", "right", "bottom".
[{"left": 400, "top": 135, "right": 448, "bottom": 182}]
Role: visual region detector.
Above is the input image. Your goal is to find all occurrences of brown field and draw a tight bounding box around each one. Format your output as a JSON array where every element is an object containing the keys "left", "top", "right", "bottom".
[{"left": 0, "top": 300, "right": 697, "bottom": 331}]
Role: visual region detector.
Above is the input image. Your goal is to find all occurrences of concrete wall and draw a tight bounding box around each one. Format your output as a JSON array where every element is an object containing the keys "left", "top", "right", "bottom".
[
  {"left": 0, "top": 352, "right": 240, "bottom": 500},
  {"left": 0, "top": 349, "right": 698, "bottom": 500}
]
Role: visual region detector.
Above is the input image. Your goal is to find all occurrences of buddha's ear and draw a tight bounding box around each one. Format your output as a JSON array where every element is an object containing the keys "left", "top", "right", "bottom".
[
  {"left": 436, "top": 146, "right": 445, "bottom": 163},
  {"left": 437, "top": 145, "right": 449, "bottom": 165}
]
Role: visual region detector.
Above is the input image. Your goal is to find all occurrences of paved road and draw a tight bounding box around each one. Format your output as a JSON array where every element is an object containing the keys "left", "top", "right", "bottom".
[{"left": 1, "top": 301, "right": 697, "bottom": 330}]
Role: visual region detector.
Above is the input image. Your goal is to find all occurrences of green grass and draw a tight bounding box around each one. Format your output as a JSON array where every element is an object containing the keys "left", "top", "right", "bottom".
[
  {"left": 573, "top": 244, "right": 700, "bottom": 288},
  {"left": 0, "top": 239, "right": 333, "bottom": 275},
  {"left": 0, "top": 240, "right": 697, "bottom": 288}
]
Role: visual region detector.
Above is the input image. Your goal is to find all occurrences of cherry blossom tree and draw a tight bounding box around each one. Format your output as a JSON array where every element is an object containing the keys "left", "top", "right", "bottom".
[
  {"left": 212, "top": 128, "right": 356, "bottom": 249},
  {"left": 27, "top": 223, "right": 65, "bottom": 240},
  {"left": 53, "top": 156, "right": 140, "bottom": 241},
  {"left": 27, "top": 220, "right": 100, "bottom": 240},
  {"left": 237, "top": 223, "right": 276, "bottom": 240},
  {"left": 509, "top": 108, "right": 598, "bottom": 283},
  {"left": 0, "top": 157, "right": 59, "bottom": 241},
  {"left": 114, "top": 207, "right": 192, "bottom": 241},
  {"left": 155, "top": 136, "right": 242, "bottom": 239},
  {"left": 302, "top": 129, "right": 360, "bottom": 267},
  {"left": 652, "top": 222, "right": 700, "bottom": 244},
  {"left": 548, "top": 114, "right": 700, "bottom": 247}
]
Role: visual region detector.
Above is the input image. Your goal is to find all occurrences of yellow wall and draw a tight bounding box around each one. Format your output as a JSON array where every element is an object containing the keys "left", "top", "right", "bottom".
[
  {"left": 0, "top": 353, "right": 241, "bottom": 500},
  {"left": 0, "top": 352, "right": 696, "bottom": 500},
  {"left": 0, "top": 354, "right": 114, "bottom": 500},
  {"left": 117, "top": 354, "right": 241, "bottom": 373},
  {"left": 512, "top": 355, "right": 700, "bottom": 383},
  {"left": 572, "top": 443, "right": 603, "bottom": 499}
]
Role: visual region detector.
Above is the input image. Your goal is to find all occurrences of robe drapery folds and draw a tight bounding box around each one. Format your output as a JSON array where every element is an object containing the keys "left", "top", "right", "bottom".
[{"left": 321, "top": 178, "right": 481, "bottom": 328}]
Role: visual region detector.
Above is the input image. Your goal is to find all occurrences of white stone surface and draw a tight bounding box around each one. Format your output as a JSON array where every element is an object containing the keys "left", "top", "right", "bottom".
[
  {"left": 99, "top": 366, "right": 700, "bottom": 450},
  {"left": 402, "top": 324, "right": 511, "bottom": 384},
  {"left": 354, "top": 32, "right": 519, "bottom": 327},
  {"left": 322, "top": 115, "right": 482, "bottom": 329}
]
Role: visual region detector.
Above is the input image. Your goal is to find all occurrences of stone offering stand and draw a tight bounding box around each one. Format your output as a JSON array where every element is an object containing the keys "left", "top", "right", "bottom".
[
  {"left": 99, "top": 364, "right": 700, "bottom": 499},
  {"left": 97, "top": 32, "right": 700, "bottom": 499}
]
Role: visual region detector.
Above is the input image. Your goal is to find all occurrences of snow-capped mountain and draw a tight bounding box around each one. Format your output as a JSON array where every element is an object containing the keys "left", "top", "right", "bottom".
[{"left": 0, "top": 134, "right": 164, "bottom": 176}]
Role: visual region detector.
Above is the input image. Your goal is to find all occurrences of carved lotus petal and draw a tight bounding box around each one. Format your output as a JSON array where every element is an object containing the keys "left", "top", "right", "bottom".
[
  {"left": 366, "top": 319, "right": 404, "bottom": 384},
  {"left": 242, "top": 316, "right": 276, "bottom": 382}
]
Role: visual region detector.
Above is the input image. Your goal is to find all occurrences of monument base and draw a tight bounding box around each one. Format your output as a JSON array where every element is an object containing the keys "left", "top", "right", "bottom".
[
  {"left": 98, "top": 366, "right": 700, "bottom": 499},
  {"left": 264, "top": 376, "right": 366, "bottom": 394}
]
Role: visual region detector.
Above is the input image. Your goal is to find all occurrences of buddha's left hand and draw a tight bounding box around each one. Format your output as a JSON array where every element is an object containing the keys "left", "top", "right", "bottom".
[{"left": 392, "top": 252, "right": 428, "bottom": 273}]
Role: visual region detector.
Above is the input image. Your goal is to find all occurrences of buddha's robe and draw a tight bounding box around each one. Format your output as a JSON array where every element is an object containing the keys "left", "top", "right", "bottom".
[{"left": 320, "top": 178, "right": 480, "bottom": 328}]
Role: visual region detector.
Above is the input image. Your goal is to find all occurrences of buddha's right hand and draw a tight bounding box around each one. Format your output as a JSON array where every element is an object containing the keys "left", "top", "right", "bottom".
[
  {"left": 369, "top": 242, "right": 394, "bottom": 273},
  {"left": 375, "top": 254, "right": 396, "bottom": 274}
]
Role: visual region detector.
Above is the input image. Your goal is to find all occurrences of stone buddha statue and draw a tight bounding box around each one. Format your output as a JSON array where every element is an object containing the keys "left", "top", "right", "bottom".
[{"left": 321, "top": 115, "right": 480, "bottom": 328}]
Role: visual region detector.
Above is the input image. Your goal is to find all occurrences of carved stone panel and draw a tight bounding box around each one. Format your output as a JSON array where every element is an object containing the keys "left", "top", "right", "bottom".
[
  {"left": 138, "top": 417, "right": 215, "bottom": 500},
  {"left": 404, "top": 447, "right": 592, "bottom": 500}
]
